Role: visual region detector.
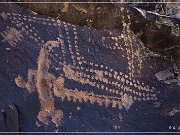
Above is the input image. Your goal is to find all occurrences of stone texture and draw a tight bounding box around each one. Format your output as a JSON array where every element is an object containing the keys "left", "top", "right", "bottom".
[
  {"left": 0, "top": 1, "right": 180, "bottom": 132},
  {"left": 0, "top": 103, "right": 19, "bottom": 132}
]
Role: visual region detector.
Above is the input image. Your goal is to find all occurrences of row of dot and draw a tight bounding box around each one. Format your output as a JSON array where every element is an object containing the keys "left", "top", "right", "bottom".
[
  {"left": 69, "top": 65, "right": 156, "bottom": 101},
  {"left": 71, "top": 25, "right": 85, "bottom": 65},
  {"left": 81, "top": 60, "right": 155, "bottom": 93},
  {"left": 57, "top": 21, "right": 67, "bottom": 65},
  {"left": 63, "top": 23, "right": 77, "bottom": 66}
]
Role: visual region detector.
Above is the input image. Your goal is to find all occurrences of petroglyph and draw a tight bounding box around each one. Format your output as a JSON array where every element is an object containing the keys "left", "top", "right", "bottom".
[
  {"left": 2, "top": 8, "right": 159, "bottom": 126},
  {"left": 15, "top": 39, "right": 158, "bottom": 126},
  {"left": 15, "top": 41, "right": 63, "bottom": 126},
  {"left": 0, "top": 27, "right": 23, "bottom": 46}
]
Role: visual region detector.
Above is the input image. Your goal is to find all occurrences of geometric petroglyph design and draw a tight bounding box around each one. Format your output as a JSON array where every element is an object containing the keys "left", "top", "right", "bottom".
[
  {"left": 3, "top": 9, "right": 158, "bottom": 125},
  {"left": 0, "top": 27, "right": 23, "bottom": 46},
  {"left": 15, "top": 38, "right": 158, "bottom": 125},
  {"left": 2, "top": 10, "right": 150, "bottom": 77}
]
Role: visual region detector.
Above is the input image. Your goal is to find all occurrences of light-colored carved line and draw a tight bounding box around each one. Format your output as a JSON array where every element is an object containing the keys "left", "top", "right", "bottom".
[
  {"left": 0, "top": 27, "right": 23, "bottom": 46},
  {"left": 101, "top": 35, "right": 125, "bottom": 51},
  {"left": 62, "top": 23, "right": 76, "bottom": 66},
  {"left": 60, "top": 65, "right": 133, "bottom": 109},
  {"left": 9, "top": 13, "right": 67, "bottom": 67},
  {"left": 122, "top": 31, "right": 135, "bottom": 78},
  {"left": 44, "top": 40, "right": 65, "bottom": 77},
  {"left": 7, "top": 11, "right": 141, "bottom": 79},
  {"left": 37, "top": 46, "right": 53, "bottom": 102},
  {"left": 77, "top": 69, "right": 156, "bottom": 100},
  {"left": 16, "top": 43, "right": 64, "bottom": 126},
  {"left": 127, "top": 33, "right": 143, "bottom": 77},
  {"left": 54, "top": 88, "right": 123, "bottom": 109},
  {"left": 64, "top": 65, "right": 125, "bottom": 96},
  {"left": 53, "top": 43, "right": 155, "bottom": 96},
  {"left": 120, "top": 8, "right": 137, "bottom": 78},
  {"left": 57, "top": 21, "right": 67, "bottom": 65},
  {"left": 8, "top": 14, "right": 45, "bottom": 44},
  {"left": 121, "top": 9, "right": 145, "bottom": 78},
  {"left": 77, "top": 66, "right": 157, "bottom": 101},
  {"left": 111, "top": 36, "right": 125, "bottom": 51},
  {"left": 17, "top": 23, "right": 44, "bottom": 44},
  {"left": 72, "top": 25, "right": 85, "bottom": 65},
  {"left": 7, "top": 12, "right": 56, "bottom": 26},
  {"left": 101, "top": 36, "right": 114, "bottom": 50},
  {"left": 63, "top": 64, "right": 157, "bottom": 101},
  {"left": 36, "top": 43, "right": 63, "bottom": 125},
  {"left": 82, "top": 60, "right": 155, "bottom": 93},
  {"left": 48, "top": 51, "right": 64, "bottom": 75}
]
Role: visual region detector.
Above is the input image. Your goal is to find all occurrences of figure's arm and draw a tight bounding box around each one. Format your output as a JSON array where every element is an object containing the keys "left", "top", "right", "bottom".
[{"left": 15, "top": 69, "right": 36, "bottom": 93}]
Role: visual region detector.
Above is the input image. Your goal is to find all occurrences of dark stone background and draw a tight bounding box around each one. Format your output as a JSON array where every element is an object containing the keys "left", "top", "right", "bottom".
[{"left": 0, "top": 1, "right": 180, "bottom": 133}]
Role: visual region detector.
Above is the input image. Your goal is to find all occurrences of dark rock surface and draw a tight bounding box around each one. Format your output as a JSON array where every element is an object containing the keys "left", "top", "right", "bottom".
[
  {"left": 0, "top": 103, "right": 19, "bottom": 132},
  {"left": 0, "top": 1, "right": 180, "bottom": 133},
  {"left": 16, "top": 0, "right": 180, "bottom": 69}
]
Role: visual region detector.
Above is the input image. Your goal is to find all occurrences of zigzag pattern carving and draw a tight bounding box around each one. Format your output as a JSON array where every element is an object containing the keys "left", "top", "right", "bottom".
[{"left": 0, "top": 9, "right": 159, "bottom": 125}]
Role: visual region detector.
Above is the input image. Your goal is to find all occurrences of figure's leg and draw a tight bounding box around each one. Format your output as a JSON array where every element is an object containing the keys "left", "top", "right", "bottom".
[
  {"left": 37, "top": 110, "right": 49, "bottom": 125},
  {"left": 26, "top": 69, "right": 36, "bottom": 93},
  {"left": 51, "top": 109, "right": 63, "bottom": 126},
  {"left": 15, "top": 69, "right": 36, "bottom": 93},
  {"left": 38, "top": 96, "right": 57, "bottom": 125}
]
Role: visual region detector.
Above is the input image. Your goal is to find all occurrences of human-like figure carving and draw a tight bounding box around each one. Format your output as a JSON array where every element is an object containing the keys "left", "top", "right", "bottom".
[{"left": 15, "top": 41, "right": 64, "bottom": 126}]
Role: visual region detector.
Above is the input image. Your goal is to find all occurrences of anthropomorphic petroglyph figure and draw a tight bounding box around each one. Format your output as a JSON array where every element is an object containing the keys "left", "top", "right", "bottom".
[
  {"left": 15, "top": 41, "right": 64, "bottom": 126},
  {"left": 12, "top": 10, "right": 160, "bottom": 125},
  {"left": 15, "top": 36, "right": 159, "bottom": 126}
]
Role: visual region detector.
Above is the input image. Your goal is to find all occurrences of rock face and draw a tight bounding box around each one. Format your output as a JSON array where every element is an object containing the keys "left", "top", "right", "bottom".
[
  {"left": 17, "top": 1, "right": 180, "bottom": 69},
  {"left": 0, "top": 1, "right": 180, "bottom": 132},
  {"left": 0, "top": 103, "right": 19, "bottom": 132}
]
